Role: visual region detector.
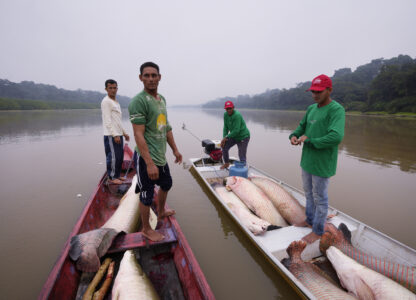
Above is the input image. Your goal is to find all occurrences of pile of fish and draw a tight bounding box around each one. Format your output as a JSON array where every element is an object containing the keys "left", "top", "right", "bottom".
[
  {"left": 283, "top": 240, "right": 357, "bottom": 299},
  {"left": 216, "top": 175, "right": 305, "bottom": 235},
  {"left": 72, "top": 175, "right": 161, "bottom": 299},
  {"left": 69, "top": 175, "right": 157, "bottom": 272},
  {"left": 320, "top": 223, "right": 416, "bottom": 297},
  {"left": 284, "top": 224, "right": 416, "bottom": 299}
]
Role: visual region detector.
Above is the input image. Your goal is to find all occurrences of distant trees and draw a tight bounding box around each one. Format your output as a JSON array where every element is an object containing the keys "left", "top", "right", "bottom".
[
  {"left": 203, "top": 54, "right": 416, "bottom": 113},
  {"left": 0, "top": 79, "right": 131, "bottom": 110},
  {"left": 0, "top": 97, "right": 100, "bottom": 110}
]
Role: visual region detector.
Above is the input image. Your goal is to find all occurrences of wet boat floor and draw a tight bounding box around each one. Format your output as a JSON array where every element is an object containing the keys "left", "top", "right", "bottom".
[{"left": 75, "top": 243, "right": 185, "bottom": 300}]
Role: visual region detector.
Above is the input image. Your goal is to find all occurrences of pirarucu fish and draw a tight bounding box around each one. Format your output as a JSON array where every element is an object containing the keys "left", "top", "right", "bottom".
[
  {"left": 112, "top": 250, "right": 159, "bottom": 300},
  {"left": 283, "top": 240, "right": 357, "bottom": 300},
  {"left": 320, "top": 223, "right": 416, "bottom": 294},
  {"left": 326, "top": 246, "right": 416, "bottom": 299},
  {"left": 250, "top": 175, "right": 306, "bottom": 225},
  {"left": 226, "top": 176, "right": 287, "bottom": 227}
]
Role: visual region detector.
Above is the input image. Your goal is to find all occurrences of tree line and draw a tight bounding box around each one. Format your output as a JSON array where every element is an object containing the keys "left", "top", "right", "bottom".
[
  {"left": 0, "top": 80, "right": 131, "bottom": 110},
  {"left": 203, "top": 54, "right": 416, "bottom": 113}
]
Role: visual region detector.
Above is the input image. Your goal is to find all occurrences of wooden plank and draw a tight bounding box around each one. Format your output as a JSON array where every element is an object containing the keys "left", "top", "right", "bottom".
[{"left": 107, "top": 228, "right": 177, "bottom": 253}]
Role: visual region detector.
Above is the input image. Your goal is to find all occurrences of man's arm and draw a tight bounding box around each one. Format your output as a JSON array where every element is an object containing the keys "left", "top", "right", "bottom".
[
  {"left": 166, "top": 130, "right": 182, "bottom": 164},
  {"left": 132, "top": 123, "right": 159, "bottom": 180}
]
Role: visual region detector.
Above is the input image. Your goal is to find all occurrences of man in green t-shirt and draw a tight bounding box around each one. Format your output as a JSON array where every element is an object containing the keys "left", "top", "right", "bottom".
[
  {"left": 289, "top": 74, "right": 345, "bottom": 244},
  {"left": 220, "top": 100, "right": 250, "bottom": 169},
  {"left": 129, "top": 62, "right": 182, "bottom": 242}
]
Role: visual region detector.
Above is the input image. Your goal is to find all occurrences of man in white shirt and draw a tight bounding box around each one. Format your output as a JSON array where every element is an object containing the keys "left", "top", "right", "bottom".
[{"left": 101, "top": 79, "right": 130, "bottom": 184}]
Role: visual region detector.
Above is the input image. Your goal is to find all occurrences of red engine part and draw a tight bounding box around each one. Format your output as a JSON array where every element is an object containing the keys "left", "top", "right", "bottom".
[{"left": 209, "top": 149, "right": 222, "bottom": 161}]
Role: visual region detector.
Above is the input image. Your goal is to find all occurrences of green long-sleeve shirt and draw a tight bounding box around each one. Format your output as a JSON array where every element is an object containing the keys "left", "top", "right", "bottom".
[
  {"left": 289, "top": 100, "right": 345, "bottom": 177},
  {"left": 223, "top": 110, "right": 250, "bottom": 141}
]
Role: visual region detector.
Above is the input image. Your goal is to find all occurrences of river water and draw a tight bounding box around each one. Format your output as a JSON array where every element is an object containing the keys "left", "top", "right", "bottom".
[{"left": 0, "top": 108, "right": 415, "bottom": 299}]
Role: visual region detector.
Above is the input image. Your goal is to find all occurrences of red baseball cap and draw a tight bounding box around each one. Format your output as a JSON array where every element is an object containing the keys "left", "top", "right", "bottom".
[
  {"left": 307, "top": 74, "right": 332, "bottom": 91},
  {"left": 224, "top": 101, "right": 234, "bottom": 109}
]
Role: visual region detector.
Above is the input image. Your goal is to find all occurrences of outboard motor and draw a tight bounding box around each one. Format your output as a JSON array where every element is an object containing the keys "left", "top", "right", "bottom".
[{"left": 201, "top": 139, "right": 222, "bottom": 162}]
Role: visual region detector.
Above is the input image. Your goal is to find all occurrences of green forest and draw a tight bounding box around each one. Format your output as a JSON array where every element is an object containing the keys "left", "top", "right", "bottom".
[
  {"left": 1, "top": 55, "right": 415, "bottom": 112},
  {"left": 203, "top": 54, "right": 416, "bottom": 114},
  {"left": 0, "top": 80, "right": 131, "bottom": 110}
]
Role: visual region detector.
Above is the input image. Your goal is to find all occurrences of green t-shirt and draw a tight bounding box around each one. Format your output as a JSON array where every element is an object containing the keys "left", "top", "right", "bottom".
[
  {"left": 128, "top": 90, "right": 172, "bottom": 166},
  {"left": 289, "top": 100, "right": 345, "bottom": 178},
  {"left": 223, "top": 110, "right": 250, "bottom": 141}
]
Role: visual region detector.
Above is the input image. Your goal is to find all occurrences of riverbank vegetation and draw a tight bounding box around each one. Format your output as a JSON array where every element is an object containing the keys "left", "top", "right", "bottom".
[
  {"left": 0, "top": 79, "right": 130, "bottom": 110},
  {"left": 203, "top": 54, "right": 416, "bottom": 114},
  {"left": 0, "top": 97, "right": 100, "bottom": 110}
]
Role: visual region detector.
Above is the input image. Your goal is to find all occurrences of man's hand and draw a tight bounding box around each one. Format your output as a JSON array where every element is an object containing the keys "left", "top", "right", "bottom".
[
  {"left": 221, "top": 137, "right": 227, "bottom": 148},
  {"left": 114, "top": 136, "right": 121, "bottom": 144},
  {"left": 147, "top": 163, "right": 159, "bottom": 180},
  {"left": 290, "top": 136, "right": 299, "bottom": 145},
  {"left": 173, "top": 150, "right": 182, "bottom": 164},
  {"left": 124, "top": 133, "right": 130, "bottom": 142},
  {"left": 297, "top": 135, "right": 308, "bottom": 145}
]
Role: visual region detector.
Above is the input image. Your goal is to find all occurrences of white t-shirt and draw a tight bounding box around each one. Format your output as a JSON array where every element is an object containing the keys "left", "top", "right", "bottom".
[{"left": 101, "top": 96, "right": 126, "bottom": 136}]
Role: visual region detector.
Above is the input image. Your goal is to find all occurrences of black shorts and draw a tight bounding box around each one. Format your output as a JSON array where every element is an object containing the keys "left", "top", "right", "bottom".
[{"left": 134, "top": 152, "right": 172, "bottom": 206}]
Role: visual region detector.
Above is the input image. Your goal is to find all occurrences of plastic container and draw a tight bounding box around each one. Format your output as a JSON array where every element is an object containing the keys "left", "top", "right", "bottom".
[{"left": 229, "top": 161, "right": 248, "bottom": 178}]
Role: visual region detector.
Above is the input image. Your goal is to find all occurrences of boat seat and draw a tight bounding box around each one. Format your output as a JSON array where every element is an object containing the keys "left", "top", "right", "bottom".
[{"left": 108, "top": 228, "right": 177, "bottom": 253}]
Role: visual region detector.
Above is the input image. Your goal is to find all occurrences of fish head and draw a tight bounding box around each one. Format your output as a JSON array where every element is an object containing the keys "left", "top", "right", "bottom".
[
  {"left": 326, "top": 247, "right": 362, "bottom": 292},
  {"left": 225, "top": 176, "right": 238, "bottom": 188},
  {"left": 326, "top": 247, "right": 376, "bottom": 299}
]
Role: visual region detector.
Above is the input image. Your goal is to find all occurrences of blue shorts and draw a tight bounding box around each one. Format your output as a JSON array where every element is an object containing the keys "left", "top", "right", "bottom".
[{"left": 134, "top": 152, "right": 172, "bottom": 206}]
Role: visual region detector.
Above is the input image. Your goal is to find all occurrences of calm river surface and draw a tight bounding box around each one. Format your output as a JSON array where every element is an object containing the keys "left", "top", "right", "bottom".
[{"left": 0, "top": 108, "right": 415, "bottom": 299}]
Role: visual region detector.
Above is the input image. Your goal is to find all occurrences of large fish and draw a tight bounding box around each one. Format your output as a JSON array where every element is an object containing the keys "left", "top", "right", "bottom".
[
  {"left": 250, "top": 175, "right": 306, "bottom": 224},
  {"left": 69, "top": 175, "right": 157, "bottom": 272},
  {"left": 283, "top": 240, "right": 357, "bottom": 299},
  {"left": 215, "top": 185, "right": 273, "bottom": 235},
  {"left": 226, "top": 176, "right": 288, "bottom": 227},
  {"left": 112, "top": 250, "right": 160, "bottom": 300},
  {"left": 320, "top": 223, "right": 416, "bottom": 294},
  {"left": 326, "top": 246, "right": 416, "bottom": 299}
]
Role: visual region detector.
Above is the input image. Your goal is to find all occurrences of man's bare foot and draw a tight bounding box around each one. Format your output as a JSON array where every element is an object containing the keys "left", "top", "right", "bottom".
[
  {"left": 109, "top": 178, "right": 123, "bottom": 185},
  {"left": 302, "top": 232, "right": 321, "bottom": 244},
  {"left": 142, "top": 229, "right": 164, "bottom": 242},
  {"left": 220, "top": 163, "right": 230, "bottom": 170},
  {"left": 294, "top": 220, "right": 312, "bottom": 228},
  {"left": 158, "top": 209, "right": 176, "bottom": 220}
]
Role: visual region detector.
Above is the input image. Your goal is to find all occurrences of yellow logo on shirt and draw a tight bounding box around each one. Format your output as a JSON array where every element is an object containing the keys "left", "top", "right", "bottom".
[{"left": 156, "top": 114, "right": 167, "bottom": 131}]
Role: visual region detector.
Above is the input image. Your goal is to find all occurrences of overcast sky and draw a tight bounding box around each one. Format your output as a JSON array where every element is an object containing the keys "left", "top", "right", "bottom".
[{"left": 1, "top": 0, "right": 415, "bottom": 105}]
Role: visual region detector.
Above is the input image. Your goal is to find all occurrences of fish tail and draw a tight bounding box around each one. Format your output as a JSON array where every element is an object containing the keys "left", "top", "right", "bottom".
[
  {"left": 69, "top": 228, "right": 119, "bottom": 272},
  {"left": 338, "top": 223, "right": 352, "bottom": 244},
  {"left": 267, "top": 225, "right": 282, "bottom": 231},
  {"left": 319, "top": 222, "right": 352, "bottom": 253},
  {"left": 286, "top": 240, "right": 307, "bottom": 262}
]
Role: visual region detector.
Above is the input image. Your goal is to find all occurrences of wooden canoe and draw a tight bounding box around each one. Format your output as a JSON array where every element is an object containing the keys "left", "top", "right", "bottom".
[
  {"left": 190, "top": 157, "right": 416, "bottom": 300},
  {"left": 39, "top": 144, "right": 215, "bottom": 300}
]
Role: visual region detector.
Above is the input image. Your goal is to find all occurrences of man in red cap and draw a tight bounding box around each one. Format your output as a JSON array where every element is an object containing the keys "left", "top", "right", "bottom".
[
  {"left": 220, "top": 100, "right": 250, "bottom": 169},
  {"left": 289, "top": 74, "right": 345, "bottom": 243}
]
